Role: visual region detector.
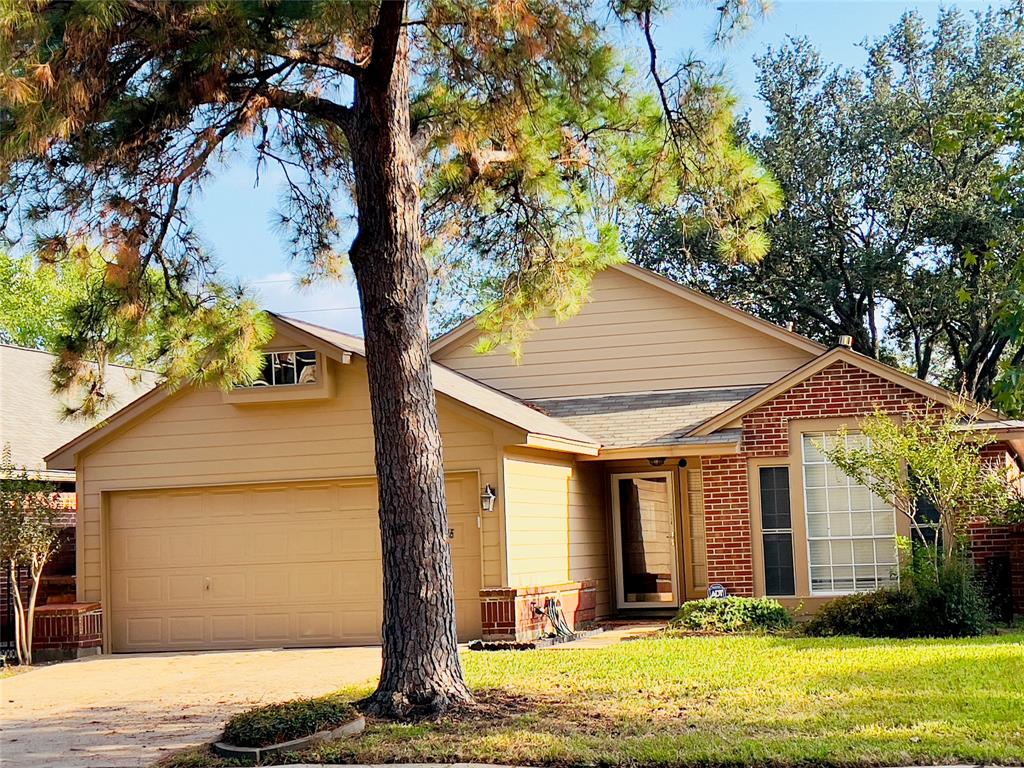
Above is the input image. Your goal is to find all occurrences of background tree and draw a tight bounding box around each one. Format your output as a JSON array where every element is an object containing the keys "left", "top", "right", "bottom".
[
  {"left": 0, "top": 447, "right": 65, "bottom": 666},
  {"left": 630, "top": 6, "right": 1024, "bottom": 413},
  {"left": 0, "top": 251, "right": 86, "bottom": 349},
  {"left": 0, "top": 1, "right": 778, "bottom": 716}
]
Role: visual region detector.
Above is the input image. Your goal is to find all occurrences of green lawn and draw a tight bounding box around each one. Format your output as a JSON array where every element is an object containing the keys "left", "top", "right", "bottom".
[{"left": 164, "top": 631, "right": 1024, "bottom": 767}]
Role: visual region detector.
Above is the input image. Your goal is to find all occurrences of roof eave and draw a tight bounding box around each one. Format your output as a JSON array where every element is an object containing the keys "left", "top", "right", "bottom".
[
  {"left": 524, "top": 433, "right": 601, "bottom": 456},
  {"left": 689, "top": 347, "right": 1002, "bottom": 438},
  {"left": 577, "top": 439, "right": 741, "bottom": 462}
]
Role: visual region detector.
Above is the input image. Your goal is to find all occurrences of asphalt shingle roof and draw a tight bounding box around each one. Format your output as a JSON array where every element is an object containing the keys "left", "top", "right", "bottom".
[
  {"left": 528, "top": 386, "right": 762, "bottom": 448},
  {"left": 0, "top": 345, "right": 159, "bottom": 478}
]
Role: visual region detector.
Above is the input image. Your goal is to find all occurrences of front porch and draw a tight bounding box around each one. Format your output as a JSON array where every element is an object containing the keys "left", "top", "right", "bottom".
[{"left": 483, "top": 450, "right": 729, "bottom": 642}]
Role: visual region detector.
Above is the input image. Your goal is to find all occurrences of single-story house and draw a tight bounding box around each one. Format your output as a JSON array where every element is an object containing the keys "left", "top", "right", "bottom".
[
  {"left": 1, "top": 344, "right": 157, "bottom": 657},
  {"left": 45, "top": 264, "right": 1024, "bottom": 652}
]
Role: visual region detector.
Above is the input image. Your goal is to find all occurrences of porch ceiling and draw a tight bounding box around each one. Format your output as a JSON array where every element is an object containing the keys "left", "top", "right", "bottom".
[{"left": 528, "top": 386, "right": 762, "bottom": 449}]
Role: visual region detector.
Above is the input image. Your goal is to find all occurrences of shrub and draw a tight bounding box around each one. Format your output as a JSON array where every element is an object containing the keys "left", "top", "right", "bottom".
[
  {"left": 802, "top": 588, "right": 917, "bottom": 638},
  {"left": 221, "top": 694, "right": 357, "bottom": 748},
  {"left": 671, "top": 597, "right": 794, "bottom": 633},
  {"left": 804, "top": 547, "right": 993, "bottom": 638}
]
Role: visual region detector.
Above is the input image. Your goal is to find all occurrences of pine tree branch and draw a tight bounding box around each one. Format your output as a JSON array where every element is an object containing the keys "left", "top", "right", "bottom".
[{"left": 272, "top": 48, "right": 365, "bottom": 79}]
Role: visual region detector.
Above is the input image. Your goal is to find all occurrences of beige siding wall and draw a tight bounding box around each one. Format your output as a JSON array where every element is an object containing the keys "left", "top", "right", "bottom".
[
  {"left": 76, "top": 356, "right": 512, "bottom": 604},
  {"left": 503, "top": 449, "right": 610, "bottom": 617},
  {"left": 434, "top": 268, "right": 816, "bottom": 398}
]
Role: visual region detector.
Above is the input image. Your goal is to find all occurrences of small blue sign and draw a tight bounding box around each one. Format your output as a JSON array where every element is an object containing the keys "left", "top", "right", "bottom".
[{"left": 707, "top": 583, "right": 728, "bottom": 599}]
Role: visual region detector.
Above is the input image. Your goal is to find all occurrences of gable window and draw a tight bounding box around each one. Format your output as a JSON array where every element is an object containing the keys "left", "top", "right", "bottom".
[
  {"left": 250, "top": 350, "right": 318, "bottom": 387},
  {"left": 802, "top": 432, "right": 899, "bottom": 594},
  {"left": 759, "top": 467, "right": 795, "bottom": 596}
]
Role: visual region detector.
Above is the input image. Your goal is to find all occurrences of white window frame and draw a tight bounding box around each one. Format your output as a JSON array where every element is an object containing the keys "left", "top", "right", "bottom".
[
  {"left": 801, "top": 431, "right": 900, "bottom": 596},
  {"left": 248, "top": 349, "right": 318, "bottom": 387}
]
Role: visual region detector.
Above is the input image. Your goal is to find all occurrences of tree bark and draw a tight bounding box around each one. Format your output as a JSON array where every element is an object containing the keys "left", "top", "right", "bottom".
[{"left": 346, "top": 2, "right": 471, "bottom": 718}]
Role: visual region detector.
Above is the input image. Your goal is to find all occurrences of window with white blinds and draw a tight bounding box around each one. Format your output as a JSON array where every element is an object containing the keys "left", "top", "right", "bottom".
[{"left": 802, "top": 432, "right": 899, "bottom": 594}]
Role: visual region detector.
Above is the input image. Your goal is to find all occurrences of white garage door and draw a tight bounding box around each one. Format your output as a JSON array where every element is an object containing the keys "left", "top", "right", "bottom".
[{"left": 107, "top": 473, "right": 482, "bottom": 652}]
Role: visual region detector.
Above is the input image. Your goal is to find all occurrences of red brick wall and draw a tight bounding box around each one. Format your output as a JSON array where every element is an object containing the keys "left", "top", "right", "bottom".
[
  {"left": 700, "top": 359, "right": 1023, "bottom": 611},
  {"left": 480, "top": 581, "right": 596, "bottom": 642},
  {"left": 741, "top": 360, "right": 935, "bottom": 457},
  {"left": 701, "top": 456, "right": 754, "bottom": 596},
  {"left": 32, "top": 602, "right": 102, "bottom": 655},
  {"left": 972, "top": 443, "right": 1024, "bottom": 615}
]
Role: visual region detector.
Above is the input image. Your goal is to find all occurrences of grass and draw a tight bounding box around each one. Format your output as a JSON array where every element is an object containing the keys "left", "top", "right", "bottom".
[{"left": 161, "top": 631, "right": 1024, "bottom": 767}]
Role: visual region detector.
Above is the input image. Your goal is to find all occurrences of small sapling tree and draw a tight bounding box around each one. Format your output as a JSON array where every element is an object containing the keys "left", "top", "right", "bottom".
[{"left": 0, "top": 447, "right": 66, "bottom": 665}]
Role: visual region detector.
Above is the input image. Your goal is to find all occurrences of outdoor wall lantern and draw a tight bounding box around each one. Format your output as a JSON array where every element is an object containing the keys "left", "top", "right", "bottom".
[
  {"left": 648, "top": 457, "right": 666, "bottom": 467},
  {"left": 480, "top": 484, "right": 497, "bottom": 512}
]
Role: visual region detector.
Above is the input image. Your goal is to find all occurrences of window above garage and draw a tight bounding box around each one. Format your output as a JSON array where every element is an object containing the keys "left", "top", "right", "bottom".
[
  {"left": 249, "top": 350, "right": 318, "bottom": 387},
  {"left": 223, "top": 348, "right": 334, "bottom": 404}
]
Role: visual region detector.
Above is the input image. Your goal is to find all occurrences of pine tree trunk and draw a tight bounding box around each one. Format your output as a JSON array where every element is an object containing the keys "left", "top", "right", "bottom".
[{"left": 348, "top": 5, "right": 471, "bottom": 719}]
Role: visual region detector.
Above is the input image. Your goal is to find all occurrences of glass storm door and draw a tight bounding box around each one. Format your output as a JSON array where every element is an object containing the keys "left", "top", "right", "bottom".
[{"left": 611, "top": 472, "right": 679, "bottom": 609}]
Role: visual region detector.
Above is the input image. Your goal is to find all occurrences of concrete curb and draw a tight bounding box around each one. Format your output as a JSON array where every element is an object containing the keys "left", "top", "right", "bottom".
[{"left": 213, "top": 715, "right": 365, "bottom": 764}]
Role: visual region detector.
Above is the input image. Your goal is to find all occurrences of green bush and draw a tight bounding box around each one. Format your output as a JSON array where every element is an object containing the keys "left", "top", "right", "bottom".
[
  {"left": 221, "top": 693, "right": 357, "bottom": 748},
  {"left": 670, "top": 597, "right": 794, "bottom": 633},
  {"left": 802, "top": 588, "right": 917, "bottom": 638},
  {"left": 804, "top": 548, "right": 993, "bottom": 638}
]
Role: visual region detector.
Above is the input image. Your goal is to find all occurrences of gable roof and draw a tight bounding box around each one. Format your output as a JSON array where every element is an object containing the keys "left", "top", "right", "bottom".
[
  {"left": 429, "top": 262, "right": 827, "bottom": 358},
  {"left": 1, "top": 344, "right": 159, "bottom": 480},
  {"left": 530, "top": 385, "right": 762, "bottom": 449},
  {"left": 688, "top": 346, "right": 1003, "bottom": 437},
  {"left": 45, "top": 314, "right": 599, "bottom": 470},
  {"left": 273, "top": 315, "right": 599, "bottom": 448}
]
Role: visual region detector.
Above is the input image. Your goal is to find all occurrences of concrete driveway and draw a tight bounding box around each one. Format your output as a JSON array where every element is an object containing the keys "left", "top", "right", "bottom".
[{"left": 0, "top": 646, "right": 381, "bottom": 768}]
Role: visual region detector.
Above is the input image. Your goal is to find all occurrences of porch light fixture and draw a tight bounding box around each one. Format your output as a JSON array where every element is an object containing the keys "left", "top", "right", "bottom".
[
  {"left": 480, "top": 484, "right": 497, "bottom": 512},
  {"left": 648, "top": 457, "right": 666, "bottom": 467}
]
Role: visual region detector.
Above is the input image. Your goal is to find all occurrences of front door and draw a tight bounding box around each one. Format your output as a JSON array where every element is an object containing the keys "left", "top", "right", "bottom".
[{"left": 610, "top": 472, "right": 679, "bottom": 609}]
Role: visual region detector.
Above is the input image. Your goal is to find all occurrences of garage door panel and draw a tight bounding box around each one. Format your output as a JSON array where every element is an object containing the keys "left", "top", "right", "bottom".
[
  {"left": 123, "top": 616, "right": 162, "bottom": 647},
  {"left": 292, "top": 484, "right": 340, "bottom": 513},
  {"left": 290, "top": 528, "right": 337, "bottom": 558},
  {"left": 164, "top": 492, "right": 205, "bottom": 522},
  {"left": 211, "top": 614, "right": 248, "bottom": 642},
  {"left": 108, "top": 474, "right": 481, "bottom": 652},
  {"left": 168, "top": 616, "right": 205, "bottom": 644},
  {"left": 297, "top": 611, "right": 334, "bottom": 639},
  {"left": 254, "top": 613, "right": 291, "bottom": 642}
]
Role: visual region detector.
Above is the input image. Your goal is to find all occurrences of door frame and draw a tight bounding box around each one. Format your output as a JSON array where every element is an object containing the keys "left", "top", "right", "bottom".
[{"left": 609, "top": 471, "right": 680, "bottom": 610}]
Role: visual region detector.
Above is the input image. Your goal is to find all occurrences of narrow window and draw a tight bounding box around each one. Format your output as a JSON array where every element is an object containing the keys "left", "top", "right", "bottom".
[
  {"left": 686, "top": 467, "right": 708, "bottom": 594},
  {"left": 759, "top": 467, "right": 795, "bottom": 596}
]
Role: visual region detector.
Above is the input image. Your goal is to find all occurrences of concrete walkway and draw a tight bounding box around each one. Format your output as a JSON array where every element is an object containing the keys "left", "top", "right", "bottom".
[{"left": 0, "top": 646, "right": 381, "bottom": 768}]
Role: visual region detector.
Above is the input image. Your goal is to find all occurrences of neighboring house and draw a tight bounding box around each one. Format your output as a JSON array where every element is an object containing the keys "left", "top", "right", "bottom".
[
  {"left": 0, "top": 345, "right": 158, "bottom": 655},
  {"left": 44, "top": 264, "right": 1024, "bottom": 652}
]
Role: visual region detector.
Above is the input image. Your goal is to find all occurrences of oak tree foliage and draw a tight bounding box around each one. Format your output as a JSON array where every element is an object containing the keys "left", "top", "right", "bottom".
[{"left": 630, "top": 6, "right": 1024, "bottom": 414}]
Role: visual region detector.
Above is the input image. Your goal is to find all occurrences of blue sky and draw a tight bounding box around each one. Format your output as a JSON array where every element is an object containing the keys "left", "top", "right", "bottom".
[{"left": 194, "top": 1, "right": 1008, "bottom": 334}]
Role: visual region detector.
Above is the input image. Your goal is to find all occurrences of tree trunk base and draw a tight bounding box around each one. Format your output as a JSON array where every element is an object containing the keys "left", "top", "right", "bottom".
[{"left": 358, "top": 682, "right": 474, "bottom": 720}]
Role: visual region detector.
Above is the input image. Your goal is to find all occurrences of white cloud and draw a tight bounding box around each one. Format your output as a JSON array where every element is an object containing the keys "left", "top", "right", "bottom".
[{"left": 246, "top": 270, "right": 363, "bottom": 336}]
